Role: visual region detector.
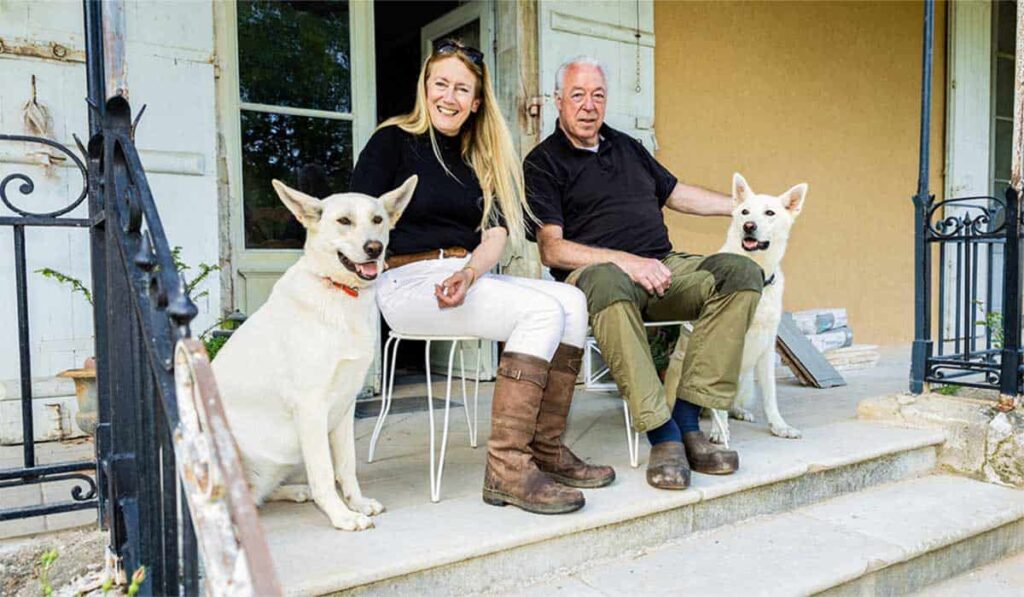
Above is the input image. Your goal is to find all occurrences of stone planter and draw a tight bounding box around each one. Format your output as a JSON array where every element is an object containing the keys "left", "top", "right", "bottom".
[{"left": 57, "top": 359, "right": 97, "bottom": 436}]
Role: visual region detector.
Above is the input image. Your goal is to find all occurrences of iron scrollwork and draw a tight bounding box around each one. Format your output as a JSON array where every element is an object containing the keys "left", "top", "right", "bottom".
[
  {"left": 0, "top": 134, "right": 89, "bottom": 217},
  {"left": 926, "top": 196, "right": 1006, "bottom": 239}
]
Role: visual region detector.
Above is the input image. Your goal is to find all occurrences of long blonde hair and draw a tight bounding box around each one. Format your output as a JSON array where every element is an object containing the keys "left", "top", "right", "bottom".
[{"left": 379, "top": 48, "right": 534, "bottom": 249}]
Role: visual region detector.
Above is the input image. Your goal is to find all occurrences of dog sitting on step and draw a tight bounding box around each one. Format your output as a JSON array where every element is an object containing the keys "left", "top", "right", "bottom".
[
  {"left": 706, "top": 173, "right": 807, "bottom": 445},
  {"left": 213, "top": 176, "right": 416, "bottom": 531}
]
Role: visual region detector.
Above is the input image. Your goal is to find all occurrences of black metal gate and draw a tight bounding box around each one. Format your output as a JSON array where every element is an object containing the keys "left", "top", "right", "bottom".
[
  {"left": 0, "top": 136, "right": 99, "bottom": 522},
  {"left": 909, "top": 0, "right": 1023, "bottom": 406}
]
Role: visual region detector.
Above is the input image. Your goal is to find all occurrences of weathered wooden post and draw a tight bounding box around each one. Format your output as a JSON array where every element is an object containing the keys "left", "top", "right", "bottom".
[{"left": 101, "top": 0, "right": 127, "bottom": 99}]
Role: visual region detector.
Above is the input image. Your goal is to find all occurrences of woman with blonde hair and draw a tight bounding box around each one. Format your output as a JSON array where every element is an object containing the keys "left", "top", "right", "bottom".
[{"left": 352, "top": 39, "right": 614, "bottom": 515}]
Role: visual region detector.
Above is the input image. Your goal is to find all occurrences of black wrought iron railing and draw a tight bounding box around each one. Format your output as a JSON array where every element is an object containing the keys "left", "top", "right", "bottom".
[
  {"left": 911, "top": 188, "right": 1023, "bottom": 396},
  {"left": 0, "top": 135, "right": 99, "bottom": 522},
  {"left": 909, "top": 0, "right": 1022, "bottom": 406},
  {"left": 87, "top": 96, "right": 279, "bottom": 595}
]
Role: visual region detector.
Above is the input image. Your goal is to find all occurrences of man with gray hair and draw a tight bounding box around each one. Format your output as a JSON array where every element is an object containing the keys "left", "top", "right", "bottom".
[{"left": 524, "top": 57, "right": 764, "bottom": 491}]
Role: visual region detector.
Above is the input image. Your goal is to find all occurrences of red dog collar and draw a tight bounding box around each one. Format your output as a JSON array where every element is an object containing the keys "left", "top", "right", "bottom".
[{"left": 323, "top": 277, "right": 359, "bottom": 298}]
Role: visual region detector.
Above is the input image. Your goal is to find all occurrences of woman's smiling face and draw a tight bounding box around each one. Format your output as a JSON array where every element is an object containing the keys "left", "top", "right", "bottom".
[{"left": 425, "top": 56, "right": 480, "bottom": 136}]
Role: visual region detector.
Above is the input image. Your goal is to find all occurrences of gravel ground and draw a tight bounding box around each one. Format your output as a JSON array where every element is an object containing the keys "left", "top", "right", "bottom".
[{"left": 0, "top": 528, "right": 107, "bottom": 596}]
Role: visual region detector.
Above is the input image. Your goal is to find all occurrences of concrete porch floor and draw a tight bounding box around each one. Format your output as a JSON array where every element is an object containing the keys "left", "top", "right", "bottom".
[
  {"left": 337, "top": 345, "right": 910, "bottom": 512},
  {"left": 261, "top": 345, "right": 930, "bottom": 594}
]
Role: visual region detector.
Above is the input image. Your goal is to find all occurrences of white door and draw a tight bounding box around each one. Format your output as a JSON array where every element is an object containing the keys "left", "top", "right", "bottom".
[
  {"left": 420, "top": 2, "right": 500, "bottom": 380},
  {"left": 537, "top": 0, "right": 657, "bottom": 151}
]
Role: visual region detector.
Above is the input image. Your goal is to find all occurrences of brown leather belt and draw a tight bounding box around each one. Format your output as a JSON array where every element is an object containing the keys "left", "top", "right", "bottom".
[{"left": 385, "top": 246, "right": 469, "bottom": 270}]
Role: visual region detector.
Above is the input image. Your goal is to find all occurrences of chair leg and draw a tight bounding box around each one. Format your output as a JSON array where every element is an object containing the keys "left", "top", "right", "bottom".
[
  {"left": 472, "top": 340, "right": 481, "bottom": 448},
  {"left": 460, "top": 344, "right": 474, "bottom": 446},
  {"left": 431, "top": 341, "right": 457, "bottom": 502},
  {"left": 368, "top": 335, "right": 399, "bottom": 463},
  {"left": 623, "top": 401, "right": 640, "bottom": 468},
  {"left": 425, "top": 341, "right": 438, "bottom": 501}
]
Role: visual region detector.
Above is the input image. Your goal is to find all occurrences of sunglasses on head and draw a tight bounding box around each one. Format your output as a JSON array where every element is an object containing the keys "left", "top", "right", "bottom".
[{"left": 432, "top": 38, "right": 484, "bottom": 66}]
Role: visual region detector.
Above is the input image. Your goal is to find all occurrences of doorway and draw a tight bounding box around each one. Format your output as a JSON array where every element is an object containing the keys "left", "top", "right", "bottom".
[{"left": 371, "top": 1, "right": 498, "bottom": 388}]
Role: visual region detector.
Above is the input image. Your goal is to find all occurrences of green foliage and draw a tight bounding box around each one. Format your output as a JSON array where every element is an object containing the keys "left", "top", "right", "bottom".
[
  {"left": 984, "top": 310, "right": 1005, "bottom": 349},
  {"left": 648, "top": 325, "right": 681, "bottom": 374},
  {"left": 38, "top": 246, "right": 219, "bottom": 307},
  {"left": 37, "top": 548, "right": 59, "bottom": 596},
  {"left": 170, "top": 246, "right": 221, "bottom": 301},
  {"left": 203, "top": 335, "right": 229, "bottom": 361},
  {"left": 935, "top": 384, "right": 960, "bottom": 396},
  {"left": 127, "top": 566, "right": 146, "bottom": 597},
  {"left": 974, "top": 301, "right": 1005, "bottom": 349},
  {"left": 35, "top": 268, "right": 93, "bottom": 305}
]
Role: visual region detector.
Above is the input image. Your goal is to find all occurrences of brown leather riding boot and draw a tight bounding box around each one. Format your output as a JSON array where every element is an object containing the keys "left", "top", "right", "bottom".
[
  {"left": 483, "top": 352, "right": 585, "bottom": 514},
  {"left": 531, "top": 344, "right": 616, "bottom": 488},
  {"left": 682, "top": 430, "right": 739, "bottom": 475}
]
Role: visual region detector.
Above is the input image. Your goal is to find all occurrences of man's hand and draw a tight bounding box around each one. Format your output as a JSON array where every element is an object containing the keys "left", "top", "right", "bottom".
[
  {"left": 434, "top": 269, "right": 474, "bottom": 309},
  {"left": 617, "top": 255, "right": 672, "bottom": 297}
]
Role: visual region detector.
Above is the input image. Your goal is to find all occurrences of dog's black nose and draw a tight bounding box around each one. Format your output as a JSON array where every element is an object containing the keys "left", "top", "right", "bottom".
[
  {"left": 743, "top": 222, "right": 757, "bottom": 233},
  {"left": 364, "top": 241, "right": 383, "bottom": 259}
]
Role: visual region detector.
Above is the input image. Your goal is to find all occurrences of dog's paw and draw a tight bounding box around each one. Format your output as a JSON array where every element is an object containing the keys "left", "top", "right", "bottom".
[
  {"left": 330, "top": 512, "right": 374, "bottom": 531},
  {"left": 770, "top": 424, "right": 802, "bottom": 439},
  {"left": 708, "top": 427, "right": 730, "bottom": 445},
  {"left": 349, "top": 496, "right": 385, "bottom": 517},
  {"left": 729, "top": 407, "right": 756, "bottom": 423}
]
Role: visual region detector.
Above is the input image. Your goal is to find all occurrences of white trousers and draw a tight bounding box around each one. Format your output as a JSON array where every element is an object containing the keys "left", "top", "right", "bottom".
[{"left": 376, "top": 255, "right": 588, "bottom": 361}]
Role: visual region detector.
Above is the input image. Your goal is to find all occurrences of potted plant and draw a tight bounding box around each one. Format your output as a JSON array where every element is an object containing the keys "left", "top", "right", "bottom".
[{"left": 37, "top": 247, "right": 220, "bottom": 435}]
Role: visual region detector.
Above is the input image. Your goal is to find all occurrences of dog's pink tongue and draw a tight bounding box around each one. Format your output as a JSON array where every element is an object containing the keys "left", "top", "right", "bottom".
[
  {"left": 356, "top": 262, "right": 379, "bottom": 277},
  {"left": 742, "top": 238, "right": 759, "bottom": 251}
]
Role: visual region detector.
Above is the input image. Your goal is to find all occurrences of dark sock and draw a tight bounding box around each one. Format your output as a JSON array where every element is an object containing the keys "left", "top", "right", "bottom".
[
  {"left": 646, "top": 417, "right": 682, "bottom": 446},
  {"left": 672, "top": 399, "right": 702, "bottom": 433}
]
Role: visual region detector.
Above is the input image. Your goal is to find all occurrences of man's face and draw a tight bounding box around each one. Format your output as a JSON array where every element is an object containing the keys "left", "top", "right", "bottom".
[{"left": 556, "top": 64, "right": 606, "bottom": 148}]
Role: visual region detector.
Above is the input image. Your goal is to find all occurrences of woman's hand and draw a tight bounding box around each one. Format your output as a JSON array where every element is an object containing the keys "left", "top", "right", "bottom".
[{"left": 434, "top": 268, "right": 475, "bottom": 309}]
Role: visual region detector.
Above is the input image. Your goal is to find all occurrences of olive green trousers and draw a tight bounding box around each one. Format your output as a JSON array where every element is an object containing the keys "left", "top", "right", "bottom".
[{"left": 568, "top": 253, "right": 763, "bottom": 433}]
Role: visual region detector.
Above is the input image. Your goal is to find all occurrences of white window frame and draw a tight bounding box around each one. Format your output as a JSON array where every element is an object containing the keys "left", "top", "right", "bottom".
[{"left": 214, "top": 0, "right": 376, "bottom": 312}]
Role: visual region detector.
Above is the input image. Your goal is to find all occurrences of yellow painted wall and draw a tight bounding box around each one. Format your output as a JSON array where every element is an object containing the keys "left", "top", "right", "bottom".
[{"left": 654, "top": 1, "right": 946, "bottom": 346}]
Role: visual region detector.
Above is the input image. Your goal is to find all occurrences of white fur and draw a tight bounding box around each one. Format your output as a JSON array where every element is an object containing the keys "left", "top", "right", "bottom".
[
  {"left": 212, "top": 175, "right": 416, "bottom": 530},
  {"left": 709, "top": 173, "right": 808, "bottom": 445}
]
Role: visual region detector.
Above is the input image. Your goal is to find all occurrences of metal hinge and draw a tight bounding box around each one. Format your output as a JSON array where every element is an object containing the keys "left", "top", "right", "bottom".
[{"left": 525, "top": 95, "right": 546, "bottom": 135}]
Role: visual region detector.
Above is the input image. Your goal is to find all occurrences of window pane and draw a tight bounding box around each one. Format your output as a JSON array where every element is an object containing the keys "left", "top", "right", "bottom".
[
  {"left": 998, "top": 0, "right": 1016, "bottom": 56},
  {"left": 238, "top": 1, "right": 351, "bottom": 113},
  {"left": 437, "top": 20, "right": 481, "bottom": 52},
  {"left": 241, "top": 110, "right": 353, "bottom": 249},
  {"left": 994, "top": 119, "right": 1012, "bottom": 183},
  {"left": 996, "top": 57, "right": 1015, "bottom": 119}
]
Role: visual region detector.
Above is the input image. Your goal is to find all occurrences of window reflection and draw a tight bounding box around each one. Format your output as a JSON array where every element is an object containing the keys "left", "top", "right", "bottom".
[
  {"left": 238, "top": 1, "right": 352, "bottom": 113},
  {"left": 241, "top": 112, "right": 353, "bottom": 249}
]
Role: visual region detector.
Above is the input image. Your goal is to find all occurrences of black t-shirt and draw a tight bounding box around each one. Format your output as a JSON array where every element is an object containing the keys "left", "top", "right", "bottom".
[
  {"left": 524, "top": 122, "right": 678, "bottom": 281},
  {"left": 351, "top": 125, "right": 493, "bottom": 255}
]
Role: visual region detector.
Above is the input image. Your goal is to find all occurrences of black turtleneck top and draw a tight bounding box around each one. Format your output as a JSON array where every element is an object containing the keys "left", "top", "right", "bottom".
[{"left": 351, "top": 125, "right": 492, "bottom": 255}]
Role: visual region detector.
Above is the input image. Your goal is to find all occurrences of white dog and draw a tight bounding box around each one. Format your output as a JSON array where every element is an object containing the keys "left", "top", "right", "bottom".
[
  {"left": 212, "top": 175, "right": 416, "bottom": 531},
  {"left": 708, "top": 173, "right": 807, "bottom": 446}
]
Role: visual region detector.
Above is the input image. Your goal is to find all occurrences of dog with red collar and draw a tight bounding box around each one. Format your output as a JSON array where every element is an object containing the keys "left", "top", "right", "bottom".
[{"left": 213, "top": 175, "right": 416, "bottom": 531}]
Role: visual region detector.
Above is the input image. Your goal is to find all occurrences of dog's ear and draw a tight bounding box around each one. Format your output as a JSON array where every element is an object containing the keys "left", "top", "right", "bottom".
[
  {"left": 272, "top": 180, "right": 323, "bottom": 228},
  {"left": 380, "top": 175, "right": 418, "bottom": 228},
  {"left": 732, "top": 173, "right": 752, "bottom": 206},
  {"left": 782, "top": 183, "right": 808, "bottom": 218}
]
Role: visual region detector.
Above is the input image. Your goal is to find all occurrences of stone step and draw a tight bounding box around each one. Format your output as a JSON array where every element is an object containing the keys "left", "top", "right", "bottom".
[
  {"left": 262, "top": 421, "right": 943, "bottom": 595},
  {"left": 519, "top": 474, "right": 1024, "bottom": 596},
  {"left": 917, "top": 551, "right": 1024, "bottom": 596}
]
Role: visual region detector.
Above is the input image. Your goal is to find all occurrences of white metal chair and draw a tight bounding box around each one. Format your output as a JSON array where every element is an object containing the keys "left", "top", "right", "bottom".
[
  {"left": 367, "top": 331, "right": 482, "bottom": 503},
  {"left": 583, "top": 321, "right": 688, "bottom": 468}
]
